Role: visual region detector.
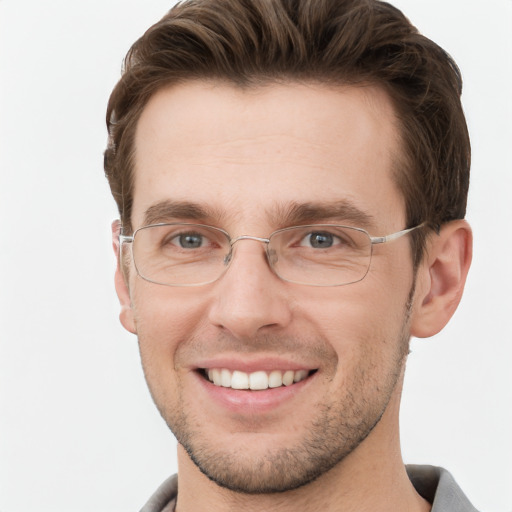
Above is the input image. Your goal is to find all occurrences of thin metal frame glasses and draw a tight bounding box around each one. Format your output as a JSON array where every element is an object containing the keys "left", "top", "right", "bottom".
[{"left": 119, "top": 222, "right": 425, "bottom": 287}]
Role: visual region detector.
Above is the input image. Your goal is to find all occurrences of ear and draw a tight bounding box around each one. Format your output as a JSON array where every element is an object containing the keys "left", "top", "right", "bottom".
[
  {"left": 410, "top": 220, "right": 472, "bottom": 338},
  {"left": 112, "top": 220, "right": 137, "bottom": 334}
]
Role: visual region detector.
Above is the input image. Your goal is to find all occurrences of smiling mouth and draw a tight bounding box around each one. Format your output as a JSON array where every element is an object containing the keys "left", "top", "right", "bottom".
[{"left": 200, "top": 368, "right": 316, "bottom": 390}]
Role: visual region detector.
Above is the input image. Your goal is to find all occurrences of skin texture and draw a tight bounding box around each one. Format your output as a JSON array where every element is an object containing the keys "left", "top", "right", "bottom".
[{"left": 113, "top": 82, "right": 472, "bottom": 512}]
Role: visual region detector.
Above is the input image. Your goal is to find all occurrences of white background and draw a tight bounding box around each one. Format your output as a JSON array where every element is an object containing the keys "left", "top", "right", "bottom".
[{"left": 0, "top": 1, "right": 511, "bottom": 511}]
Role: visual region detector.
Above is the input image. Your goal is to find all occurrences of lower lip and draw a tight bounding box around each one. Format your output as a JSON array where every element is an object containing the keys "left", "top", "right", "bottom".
[{"left": 194, "top": 371, "right": 315, "bottom": 414}]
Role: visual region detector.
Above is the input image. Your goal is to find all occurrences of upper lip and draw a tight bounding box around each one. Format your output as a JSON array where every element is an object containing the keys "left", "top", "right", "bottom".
[{"left": 191, "top": 355, "right": 318, "bottom": 373}]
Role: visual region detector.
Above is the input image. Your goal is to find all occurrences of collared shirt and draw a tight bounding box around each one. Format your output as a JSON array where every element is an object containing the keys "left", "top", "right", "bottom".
[
  {"left": 406, "top": 466, "right": 479, "bottom": 512},
  {"left": 140, "top": 465, "right": 479, "bottom": 512}
]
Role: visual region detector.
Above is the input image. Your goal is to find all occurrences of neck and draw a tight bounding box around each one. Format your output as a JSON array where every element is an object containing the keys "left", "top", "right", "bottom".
[{"left": 174, "top": 389, "right": 431, "bottom": 512}]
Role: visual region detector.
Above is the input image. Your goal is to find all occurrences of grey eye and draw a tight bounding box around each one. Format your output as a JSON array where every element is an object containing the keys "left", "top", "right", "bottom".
[
  {"left": 174, "top": 233, "right": 205, "bottom": 249},
  {"left": 302, "top": 232, "right": 335, "bottom": 249}
]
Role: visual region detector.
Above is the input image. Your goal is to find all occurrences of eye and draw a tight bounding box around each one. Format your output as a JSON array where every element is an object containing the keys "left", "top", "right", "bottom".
[
  {"left": 299, "top": 231, "right": 341, "bottom": 249},
  {"left": 170, "top": 232, "right": 206, "bottom": 249}
]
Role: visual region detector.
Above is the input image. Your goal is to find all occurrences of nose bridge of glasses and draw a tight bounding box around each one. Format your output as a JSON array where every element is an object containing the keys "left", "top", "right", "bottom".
[
  {"left": 230, "top": 235, "right": 271, "bottom": 246},
  {"left": 224, "top": 235, "right": 271, "bottom": 266}
]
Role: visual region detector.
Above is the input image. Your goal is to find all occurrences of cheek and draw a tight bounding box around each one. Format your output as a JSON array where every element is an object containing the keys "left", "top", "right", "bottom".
[
  {"left": 130, "top": 284, "right": 211, "bottom": 379},
  {"left": 132, "top": 281, "right": 210, "bottom": 333},
  {"left": 295, "top": 276, "right": 411, "bottom": 371},
  {"left": 299, "top": 278, "right": 401, "bottom": 337}
]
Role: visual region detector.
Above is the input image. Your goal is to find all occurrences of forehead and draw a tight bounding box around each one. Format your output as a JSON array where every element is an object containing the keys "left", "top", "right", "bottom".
[{"left": 132, "top": 81, "right": 404, "bottom": 231}]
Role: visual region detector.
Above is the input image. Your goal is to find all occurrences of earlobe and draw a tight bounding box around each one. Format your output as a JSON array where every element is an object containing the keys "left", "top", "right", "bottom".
[
  {"left": 410, "top": 220, "right": 472, "bottom": 338},
  {"left": 112, "top": 220, "right": 137, "bottom": 334}
]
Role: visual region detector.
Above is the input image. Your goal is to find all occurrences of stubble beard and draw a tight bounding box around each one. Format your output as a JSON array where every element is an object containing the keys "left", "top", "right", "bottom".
[{"left": 145, "top": 288, "right": 415, "bottom": 495}]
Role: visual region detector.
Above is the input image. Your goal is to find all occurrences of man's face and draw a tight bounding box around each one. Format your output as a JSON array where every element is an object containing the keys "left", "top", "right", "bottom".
[{"left": 119, "top": 82, "right": 418, "bottom": 493}]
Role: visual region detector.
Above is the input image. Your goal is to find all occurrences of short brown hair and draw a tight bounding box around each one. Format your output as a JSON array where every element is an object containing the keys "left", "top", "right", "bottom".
[{"left": 104, "top": 0, "right": 470, "bottom": 265}]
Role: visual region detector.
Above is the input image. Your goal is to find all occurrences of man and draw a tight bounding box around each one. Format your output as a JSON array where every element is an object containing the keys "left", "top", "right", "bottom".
[{"left": 104, "top": 0, "right": 474, "bottom": 510}]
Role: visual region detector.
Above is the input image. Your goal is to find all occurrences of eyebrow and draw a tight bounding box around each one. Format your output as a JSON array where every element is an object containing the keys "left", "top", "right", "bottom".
[
  {"left": 142, "top": 199, "right": 375, "bottom": 230},
  {"left": 142, "top": 200, "right": 226, "bottom": 226},
  {"left": 269, "top": 201, "right": 376, "bottom": 229}
]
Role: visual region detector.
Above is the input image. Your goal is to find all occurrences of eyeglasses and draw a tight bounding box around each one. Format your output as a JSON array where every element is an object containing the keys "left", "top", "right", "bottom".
[{"left": 119, "top": 222, "right": 425, "bottom": 287}]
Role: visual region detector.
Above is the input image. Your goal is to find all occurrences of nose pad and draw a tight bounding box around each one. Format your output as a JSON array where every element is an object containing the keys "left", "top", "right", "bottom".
[
  {"left": 223, "top": 236, "right": 271, "bottom": 270},
  {"left": 267, "top": 247, "right": 278, "bottom": 266}
]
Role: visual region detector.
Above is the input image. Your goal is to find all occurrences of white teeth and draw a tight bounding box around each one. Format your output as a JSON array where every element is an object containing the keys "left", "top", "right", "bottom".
[
  {"left": 282, "top": 370, "right": 294, "bottom": 386},
  {"left": 249, "top": 371, "right": 268, "bottom": 390},
  {"left": 205, "top": 368, "right": 311, "bottom": 390},
  {"left": 294, "top": 370, "right": 308, "bottom": 383},
  {"left": 211, "top": 369, "right": 221, "bottom": 386},
  {"left": 220, "top": 368, "right": 231, "bottom": 387},
  {"left": 268, "top": 370, "right": 283, "bottom": 388},
  {"left": 231, "top": 370, "right": 249, "bottom": 389}
]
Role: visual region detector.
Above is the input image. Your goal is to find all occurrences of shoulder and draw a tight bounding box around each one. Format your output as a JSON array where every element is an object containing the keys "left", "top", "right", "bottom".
[
  {"left": 406, "top": 465, "right": 479, "bottom": 512},
  {"left": 139, "top": 474, "right": 177, "bottom": 512}
]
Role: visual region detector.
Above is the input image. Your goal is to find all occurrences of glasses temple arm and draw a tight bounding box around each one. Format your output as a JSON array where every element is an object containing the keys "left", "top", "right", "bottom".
[
  {"left": 119, "top": 234, "right": 134, "bottom": 244},
  {"left": 370, "top": 222, "right": 426, "bottom": 245}
]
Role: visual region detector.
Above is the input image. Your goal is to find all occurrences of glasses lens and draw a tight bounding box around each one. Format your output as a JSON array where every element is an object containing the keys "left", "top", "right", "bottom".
[
  {"left": 132, "top": 224, "right": 230, "bottom": 286},
  {"left": 269, "top": 225, "right": 372, "bottom": 286}
]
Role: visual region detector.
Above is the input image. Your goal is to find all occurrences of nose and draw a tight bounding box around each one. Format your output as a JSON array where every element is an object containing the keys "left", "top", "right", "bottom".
[{"left": 207, "top": 238, "right": 293, "bottom": 340}]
